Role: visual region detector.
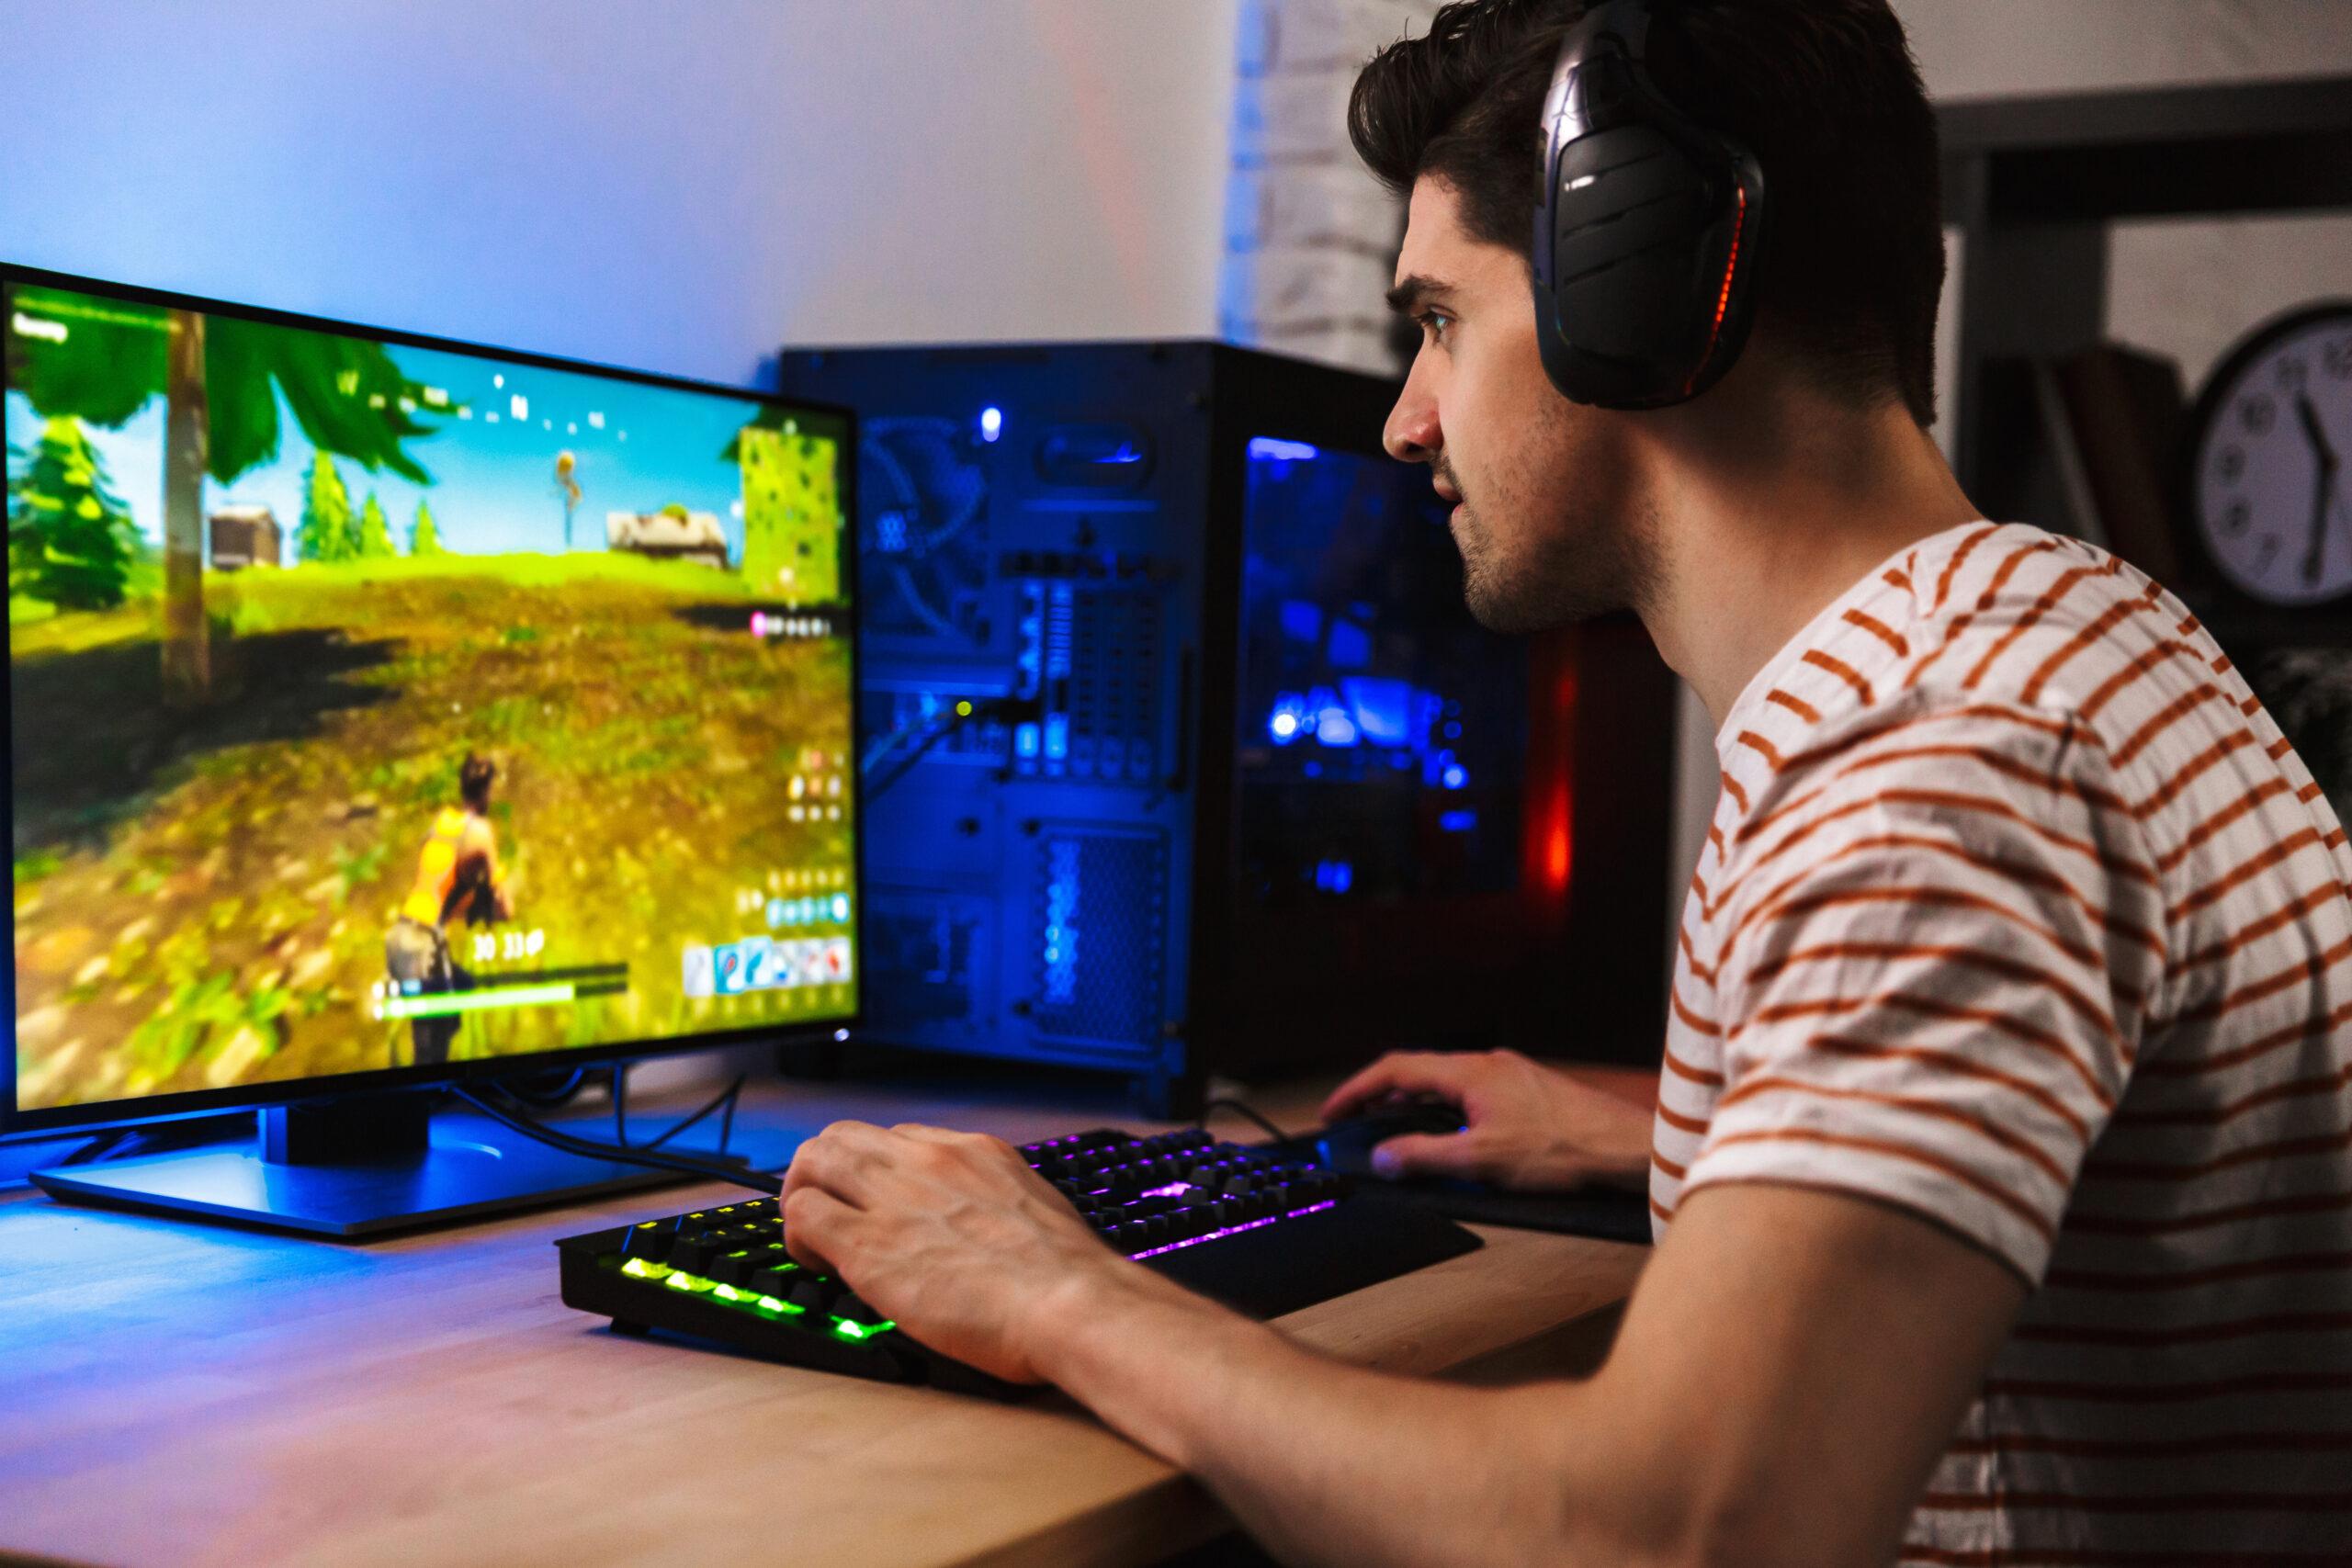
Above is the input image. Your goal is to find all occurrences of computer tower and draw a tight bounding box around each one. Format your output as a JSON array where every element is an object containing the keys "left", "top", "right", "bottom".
[{"left": 772, "top": 342, "right": 1675, "bottom": 1111}]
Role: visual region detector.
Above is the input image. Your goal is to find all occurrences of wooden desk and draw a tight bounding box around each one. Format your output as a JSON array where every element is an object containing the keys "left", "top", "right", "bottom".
[{"left": 0, "top": 1075, "right": 1649, "bottom": 1568}]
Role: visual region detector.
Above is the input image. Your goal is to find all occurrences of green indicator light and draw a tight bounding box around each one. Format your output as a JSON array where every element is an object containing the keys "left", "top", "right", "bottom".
[
  {"left": 665, "top": 1271, "right": 717, "bottom": 1293},
  {"left": 756, "top": 1296, "right": 802, "bottom": 1315},
  {"left": 620, "top": 1258, "right": 673, "bottom": 1281},
  {"left": 725, "top": 1249, "right": 750, "bottom": 1259},
  {"left": 831, "top": 1318, "right": 894, "bottom": 1340},
  {"left": 712, "top": 1284, "right": 745, "bottom": 1303}
]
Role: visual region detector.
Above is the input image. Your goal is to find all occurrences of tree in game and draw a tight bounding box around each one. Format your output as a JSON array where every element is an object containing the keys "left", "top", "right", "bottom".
[
  {"left": 299, "top": 451, "right": 356, "bottom": 564},
  {"left": 6, "top": 416, "right": 140, "bottom": 611},
  {"left": 356, "top": 490, "right": 395, "bottom": 558},
  {"left": 4, "top": 286, "right": 455, "bottom": 702},
  {"left": 410, "top": 498, "right": 444, "bottom": 557}
]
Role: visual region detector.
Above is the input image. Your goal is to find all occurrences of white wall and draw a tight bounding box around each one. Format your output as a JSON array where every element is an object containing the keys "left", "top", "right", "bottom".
[
  {"left": 1666, "top": 0, "right": 2352, "bottom": 930},
  {"left": 0, "top": 0, "right": 1240, "bottom": 387}
]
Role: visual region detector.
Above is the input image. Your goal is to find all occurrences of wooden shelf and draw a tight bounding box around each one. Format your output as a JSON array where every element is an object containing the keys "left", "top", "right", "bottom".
[{"left": 1937, "top": 75, "right": 2352, "bottom": 539}]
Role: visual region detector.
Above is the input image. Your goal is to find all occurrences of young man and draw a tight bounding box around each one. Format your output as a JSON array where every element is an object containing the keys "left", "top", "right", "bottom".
[{"left": 781, "top": 3, "right": 2351, "bottom": 1561}]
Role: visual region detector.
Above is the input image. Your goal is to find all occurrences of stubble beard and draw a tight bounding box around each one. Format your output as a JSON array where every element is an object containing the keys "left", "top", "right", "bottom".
[{"left": 1447, "top": 468, "right": 1655, "bottom": 636}]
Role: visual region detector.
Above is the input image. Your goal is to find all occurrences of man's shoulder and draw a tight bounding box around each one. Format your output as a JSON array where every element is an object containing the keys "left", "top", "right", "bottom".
[{"left": 1724, "top": 523, "right": 2208, "bottom": 782}]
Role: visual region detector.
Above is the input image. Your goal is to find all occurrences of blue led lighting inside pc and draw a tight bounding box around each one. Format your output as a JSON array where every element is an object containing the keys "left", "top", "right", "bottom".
[{"left": 774, "top": 342, "right": 1677, "bottom": 1111}]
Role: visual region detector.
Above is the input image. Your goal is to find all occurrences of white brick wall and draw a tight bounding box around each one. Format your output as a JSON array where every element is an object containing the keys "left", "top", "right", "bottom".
[{"left": 1221, "top": 0, "right": 1442, "bottom": 375}]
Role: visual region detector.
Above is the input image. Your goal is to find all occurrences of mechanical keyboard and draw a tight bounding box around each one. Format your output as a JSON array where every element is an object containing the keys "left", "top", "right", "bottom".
[{"left": 555, "top": 1125, "right": 1482, "bottom": 1396}]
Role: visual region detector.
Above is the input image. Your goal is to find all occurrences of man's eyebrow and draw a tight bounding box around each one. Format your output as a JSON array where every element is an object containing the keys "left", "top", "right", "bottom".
[{"left": 1385, "top": 274, "right": 1453, "bottom": 315}]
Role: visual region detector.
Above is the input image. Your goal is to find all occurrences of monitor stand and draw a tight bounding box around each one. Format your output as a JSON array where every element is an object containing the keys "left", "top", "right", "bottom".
[{"left": 30, "top": 1092, "right": 725, "bottom": 1238}]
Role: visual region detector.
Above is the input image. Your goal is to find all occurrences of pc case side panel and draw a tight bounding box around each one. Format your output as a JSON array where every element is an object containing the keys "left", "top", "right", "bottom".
[
  {"left": 772, "top": 345, "right": 1212, "bottom": 1090},
  {"left": 1194, "top": 346, "right": 1676, "bottom": 1080}
]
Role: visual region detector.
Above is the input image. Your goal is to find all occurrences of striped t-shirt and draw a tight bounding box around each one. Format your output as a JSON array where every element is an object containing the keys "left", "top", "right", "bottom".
[{"left": 1657, "top": 522, "right": 2352, "bottom": 1562}]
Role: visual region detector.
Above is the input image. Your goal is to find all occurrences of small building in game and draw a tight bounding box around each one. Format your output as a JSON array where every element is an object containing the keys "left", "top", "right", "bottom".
[
  {"left": 209, "top": 505, "right": 282, "bottom": 570},
  {"left": 606, "top": 506, "right": 729, "bottom": 568}
]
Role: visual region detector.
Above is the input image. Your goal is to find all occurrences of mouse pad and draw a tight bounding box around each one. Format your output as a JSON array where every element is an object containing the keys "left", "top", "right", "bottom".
[{"left": 1261, "top": 1135, "right": 1655, "bottom": 1247}]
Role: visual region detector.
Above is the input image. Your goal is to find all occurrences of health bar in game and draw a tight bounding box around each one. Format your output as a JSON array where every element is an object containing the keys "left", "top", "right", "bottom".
[{"left": 375, "top": 977, "right": 627, "bottom": 1021}]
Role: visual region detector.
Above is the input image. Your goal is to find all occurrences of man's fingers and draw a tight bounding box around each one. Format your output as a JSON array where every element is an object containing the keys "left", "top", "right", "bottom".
[
  {"left": 1320, "top": 1053, "right": 1470, "bottom": 1123},
  {"left": 781, "top": 1185, "right": 860, "bottom": 1272},
  {"left": 1368, "top": 1130, "right": 1492, "bottom": 1181},
  {"left": 782, "top": 1120, "right": 896, "bottom": 1206}
]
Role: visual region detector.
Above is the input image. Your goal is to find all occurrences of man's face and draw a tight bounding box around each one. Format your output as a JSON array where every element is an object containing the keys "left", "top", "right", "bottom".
[{"left": 1383, "top": 177, "right": 1651, "bottom": 632}]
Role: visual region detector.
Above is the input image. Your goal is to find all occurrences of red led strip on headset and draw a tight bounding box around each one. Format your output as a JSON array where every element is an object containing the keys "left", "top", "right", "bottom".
[{"left": 1685, "top": 186, "right": 1747, "bottom": 395}]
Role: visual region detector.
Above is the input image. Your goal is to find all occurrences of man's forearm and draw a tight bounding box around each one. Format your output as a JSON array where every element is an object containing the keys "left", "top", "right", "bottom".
[{"left": 1029, "top": 1266, "right": 1662, "bottom": 1568}]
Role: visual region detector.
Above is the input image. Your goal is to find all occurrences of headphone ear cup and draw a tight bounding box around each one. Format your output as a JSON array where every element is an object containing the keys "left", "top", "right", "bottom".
[
  {"left": 1548, "top": 125, "right": 1716, "bottom": 367},
  {"left": 1534, "top": 67, "right": 1766, "bottom": 408}
]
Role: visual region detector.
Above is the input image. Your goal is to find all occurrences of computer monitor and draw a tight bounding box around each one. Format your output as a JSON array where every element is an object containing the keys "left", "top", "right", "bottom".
[{"left": 3, "top": 265, "right": 859, "bottom": 1231}]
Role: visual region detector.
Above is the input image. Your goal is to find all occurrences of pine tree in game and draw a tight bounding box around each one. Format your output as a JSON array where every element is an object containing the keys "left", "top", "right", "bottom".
[
  {"left": 411, "top": 498, "right": 444, "bottom": 556},
  {"left": 300, "top": 451, "right": 356, "bottom": 564},
  {"left": 356, "top": 491, "right": 396, "bottom": 558},
  {"left": 738, "top": 425, "right": 840, "bottom": 604},
  {"left": 6, "top": 415, "right": 140, "bottom": 611}
]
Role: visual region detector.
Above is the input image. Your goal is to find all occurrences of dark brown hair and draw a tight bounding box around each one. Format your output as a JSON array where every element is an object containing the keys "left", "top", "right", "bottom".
[
  {"left": 1350, "top": 0, "right": 1945, "bottom": 425},
  {"left": 459, "top": 752, "right": 496, "bottom": 813}
]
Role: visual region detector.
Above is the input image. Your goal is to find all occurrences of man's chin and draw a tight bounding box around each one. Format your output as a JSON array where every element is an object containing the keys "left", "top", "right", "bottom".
[{"left": 1464, "top": 567, "right": 1611, "bottom": 635}]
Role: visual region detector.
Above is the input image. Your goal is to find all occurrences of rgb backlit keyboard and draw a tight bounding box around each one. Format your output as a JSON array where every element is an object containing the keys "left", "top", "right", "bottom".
[{"left": 554, "top": 1125, "right": 1481, "bottom": 1396}]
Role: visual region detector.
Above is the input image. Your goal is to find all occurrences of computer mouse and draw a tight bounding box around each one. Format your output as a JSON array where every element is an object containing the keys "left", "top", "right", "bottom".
[{"left": 1314, "top": 1099, "right": 1469, "bottom": 1179}]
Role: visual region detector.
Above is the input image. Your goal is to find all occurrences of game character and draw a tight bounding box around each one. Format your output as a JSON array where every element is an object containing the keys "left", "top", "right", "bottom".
[{"left": 384, "top": 752, "right": 515, "bottom": 1067}]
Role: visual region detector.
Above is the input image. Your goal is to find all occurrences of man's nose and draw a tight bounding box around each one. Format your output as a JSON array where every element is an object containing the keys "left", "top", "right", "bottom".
[{"left": 1384, "top": 379, "right": 1440, "bottom": 463}]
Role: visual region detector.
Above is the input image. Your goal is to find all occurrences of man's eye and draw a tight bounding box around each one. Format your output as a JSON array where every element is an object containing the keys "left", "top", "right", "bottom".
[{"left": 1419, "top": 311, "right": 1455, "bottom": 344}]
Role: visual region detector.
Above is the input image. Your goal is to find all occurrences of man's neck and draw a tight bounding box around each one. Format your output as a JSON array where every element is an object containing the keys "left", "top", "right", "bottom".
[{"left": 1636, "top": 380, "right": 1980, "bottom": 728}]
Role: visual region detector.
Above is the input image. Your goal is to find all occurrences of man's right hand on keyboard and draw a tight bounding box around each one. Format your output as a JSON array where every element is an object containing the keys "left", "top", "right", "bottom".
[{"left": 1319, "top": 1049, "right": 1651, "bottom": 1192}]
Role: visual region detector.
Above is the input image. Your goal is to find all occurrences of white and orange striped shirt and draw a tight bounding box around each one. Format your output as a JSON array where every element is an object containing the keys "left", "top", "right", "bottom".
[{"left": 1657, "top": 522, "right": 2352, "bottom": 1562}]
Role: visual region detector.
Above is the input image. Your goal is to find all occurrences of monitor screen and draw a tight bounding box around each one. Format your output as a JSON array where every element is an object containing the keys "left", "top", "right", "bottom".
[
  {"left": 6, "top": 272, "right": 857, "bottom": 1122},
  {"left": 1234, "top": 434, "right": 1527, "bottom": 906}
]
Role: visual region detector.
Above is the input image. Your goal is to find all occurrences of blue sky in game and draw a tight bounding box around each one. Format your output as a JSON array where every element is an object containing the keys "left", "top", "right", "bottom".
[{"left": 5, "top": 327, "right": 806, "bottom": 563}]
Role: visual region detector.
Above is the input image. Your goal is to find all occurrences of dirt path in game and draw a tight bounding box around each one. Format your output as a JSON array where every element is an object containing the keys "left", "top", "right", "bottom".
[{"left": 12, "top": 556, "right": 853, "bottom": 1110}]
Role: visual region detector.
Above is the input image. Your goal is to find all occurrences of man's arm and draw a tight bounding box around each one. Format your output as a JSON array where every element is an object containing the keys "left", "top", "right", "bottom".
[{"left": 783, "top": 1124, "right": 2023, "bottom": 1568}]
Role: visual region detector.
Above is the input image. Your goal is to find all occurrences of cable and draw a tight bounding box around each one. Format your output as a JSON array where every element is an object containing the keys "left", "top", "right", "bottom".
[
  {"left": 454, "top": 1087, "right": 780, "bottom": 1197},
  {"left": 503, "top": 1067, "right": 588, "bottom": 1108},
  {"left": 639, "top": 1075, "right": 745, "bottom": 1153},
  {"left": 1203, "top": 1096, "right": 1293, "bottom": 1145},
  {"left": 608, "top": 1066, "right": 746, "bottom": 1155},
  {"left": 861, "top": 694, "right": 1036, "bottom": 803}
]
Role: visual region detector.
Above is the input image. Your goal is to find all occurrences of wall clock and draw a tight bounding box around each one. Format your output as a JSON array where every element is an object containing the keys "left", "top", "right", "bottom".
[{"left": 2187, "top": 299, "right": 2352, "bottom": 607}]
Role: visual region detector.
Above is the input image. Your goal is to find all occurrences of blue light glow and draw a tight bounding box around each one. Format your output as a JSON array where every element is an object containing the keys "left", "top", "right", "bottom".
[
  {"left": 1440, "top": 809, "right": 1477, "bottom": 832},
  {"left": 1278, "top": 599, "right": 1324, "bottom": 643},
  {"left": 1270, "top": 711, "right": 1298, "bottom": 741},
  {"left": 1442, "top": 763, "right": 1468, "bottom": 790},
  {"left": 1327, "top": 618, "right": 1372, "bottom": 670},
  {"left": 979, "top": 405, "right": 1003, "bottom": 443},
  {"left": 1341, "top": 678, "right": 1413, "bottom": 746},
  {"left": 1247, "top": 436, "right": 1321, "bottom": 463},
  {"left": 1315, "top": 707, "right": 1360, "bottom": 747},
  {"left": 1014, "top": 722, "right": 1042, "bottom": 759}
]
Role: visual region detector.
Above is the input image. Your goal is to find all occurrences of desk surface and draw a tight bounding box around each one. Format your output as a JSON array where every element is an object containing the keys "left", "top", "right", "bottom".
[{"left": 0, "top": 1072, "right": 1650, "bottom": 1568}]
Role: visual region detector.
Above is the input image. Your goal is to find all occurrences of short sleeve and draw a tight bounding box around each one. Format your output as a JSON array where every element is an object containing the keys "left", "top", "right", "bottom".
[{"left": 1683, "top": 692, "right": 2165, "bottom": 1283}]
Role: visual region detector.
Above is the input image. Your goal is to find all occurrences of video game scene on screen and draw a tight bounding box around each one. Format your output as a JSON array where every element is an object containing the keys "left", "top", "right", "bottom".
[{"left": 6, "top": 280, "right": 857, "bottom": 1111}]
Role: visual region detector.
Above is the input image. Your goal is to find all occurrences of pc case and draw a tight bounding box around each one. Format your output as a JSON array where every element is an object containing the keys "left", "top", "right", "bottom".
[{"left": 773, "top": 343, "right": 1675, "bottom": 1112}]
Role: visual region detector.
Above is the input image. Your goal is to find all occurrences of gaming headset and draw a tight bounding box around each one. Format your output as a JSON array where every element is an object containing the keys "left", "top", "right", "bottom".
[{"left": 1532, "top": 0, "right": 1767, "bottom": 408}]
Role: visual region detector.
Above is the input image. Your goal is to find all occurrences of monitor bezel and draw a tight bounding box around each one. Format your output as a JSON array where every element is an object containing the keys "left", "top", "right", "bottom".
[{"left": 2, "top": 261, "right": 865, "bottom": 1134}]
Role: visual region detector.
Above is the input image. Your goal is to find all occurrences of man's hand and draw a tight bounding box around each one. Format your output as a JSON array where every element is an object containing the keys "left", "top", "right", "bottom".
[
  {"left": 1319, "top": 1048, "right": 1652, "bottom": 1191},
  {"left": 780, "top": 1121, "right": 1144, "bottom": 1384}
]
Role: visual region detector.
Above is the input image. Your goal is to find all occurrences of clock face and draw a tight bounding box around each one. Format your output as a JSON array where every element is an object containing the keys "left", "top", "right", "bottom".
[{"left": 2191, "top": 303, "right": 2352, "bottom": 607}]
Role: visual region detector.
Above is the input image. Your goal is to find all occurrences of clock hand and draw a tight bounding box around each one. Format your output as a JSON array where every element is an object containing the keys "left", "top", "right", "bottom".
[
  {"left": 2300, "top": 392, "right": 2342, "bottom": 476},
  {"left": 2296, "top": 394, "right": 2341, "bottom": 588}
]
